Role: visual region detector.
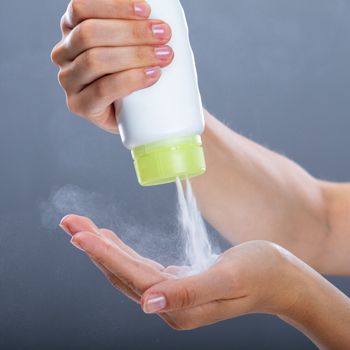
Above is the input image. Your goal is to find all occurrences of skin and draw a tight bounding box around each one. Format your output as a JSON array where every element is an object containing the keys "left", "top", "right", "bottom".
[
  {"left": 51, "top": 0, "right": 350, "bottom": 347},
  {"left": 51, "top": 0, "right": 173, "bottom": 133},
  {"left": 192, "top": 113, "right": 350, "bottom": 276},
  {"left": 60, "top": 214, "right": 350, "bottom": 350}
]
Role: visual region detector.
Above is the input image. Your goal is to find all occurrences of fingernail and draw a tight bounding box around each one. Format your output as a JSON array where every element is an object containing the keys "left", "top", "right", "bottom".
[
  {"left": 155, "top": 46, "right": 172, "bottom": 60},
  {"left": 59, "top": 216, "right": 72, "bottom": 235},
  {"left": 152, "top": 24, "right": 168, "bottom": 39},
  {"left": 143, "top": 294, "right": 167, "bottom": 314},
  {"left": 134, "top": 1, "right": 150, "bottom": 18},
  {"left": 145, "top": 66, "right": 160, "bottom": 78},
  {"left": 59, "top": 223, "right": 72, "bottom": 236},
  {"left": 70, "top": 237, "right": 85, "bottom": 252}
]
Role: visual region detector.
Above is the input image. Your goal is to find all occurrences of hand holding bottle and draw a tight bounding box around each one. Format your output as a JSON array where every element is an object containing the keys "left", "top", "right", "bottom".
[{"left": 51, "top": 0, "right": 173, "bottom": 133}]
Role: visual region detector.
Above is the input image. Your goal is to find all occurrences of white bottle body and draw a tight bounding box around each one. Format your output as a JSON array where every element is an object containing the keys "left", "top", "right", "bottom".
[{"left": 118, "top": 0, "right": 204, "bottom": 150}]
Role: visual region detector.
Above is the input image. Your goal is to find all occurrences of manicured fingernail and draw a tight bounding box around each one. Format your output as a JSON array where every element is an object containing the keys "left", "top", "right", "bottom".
[
  {"left": 70, "top": 237, "right": 85, "bottom": 252},
  {"left": 59, "top": 216, "right": 72, "bottom": 235},
  {"left": 145, "top": 66, "right": 160, "bottom": 78},
  {"left": 134, "top": 1, "right": 150, "bottom": 18},
  {"left": 143, "top": 294, "right": 167, "bottom": 314},
  {"left": 155, "top": 46, "right": 172, "bottom": 60},
  {"left": 59, "top": 223, "right": 72, "bottom": 236},
  {"left": 152, "top": 24, "right": 168, "bottom": 39}
]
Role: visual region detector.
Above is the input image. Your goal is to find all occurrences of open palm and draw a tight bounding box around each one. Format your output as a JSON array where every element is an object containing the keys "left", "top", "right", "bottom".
[{"left": 60, "top": 215, "right": 299, "bottom": 330}]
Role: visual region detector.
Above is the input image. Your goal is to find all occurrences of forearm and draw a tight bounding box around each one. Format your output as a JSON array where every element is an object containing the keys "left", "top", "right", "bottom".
[
  {"left": 319, "top": 182, "right": 350, "bottom": 275},
  {"left": 280, "top": 261, "right": 350, "bottom": 350},
  {"left": 192, "top": 110, "right": 330, "bottom": 271}
]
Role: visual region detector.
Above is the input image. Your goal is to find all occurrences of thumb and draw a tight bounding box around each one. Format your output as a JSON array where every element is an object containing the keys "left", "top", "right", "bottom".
[{"left": 141, "top": 268, "right": 230, "bottom": 314}]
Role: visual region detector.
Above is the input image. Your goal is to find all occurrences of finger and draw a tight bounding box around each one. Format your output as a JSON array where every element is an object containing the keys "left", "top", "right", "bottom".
[
  {"left": 91, "top": 258, "right": 141, "bottom": 303},
  {"left": 59, "top": 45, "right": 172, "bottom": 93},
  {"left": 161, "top": 298, "right": 252, "bottom": 331},
  {"left": 59, "top": 216, "right": 156, "bottom": 302},
  {"left": 53, "top": 19, "right": 171, "bottom": 65},
  {"left": 60, "top": 214, "right": 100, "bottom": 235},
  {"left": 100, "top": 229, "right": 164, "bottom": 270},
  {"left": 59, "top": 214, "right": 139, "bottom": 258},
  {"left": 68, "top": 232, "right": 141, "bottom": 302},
  {"left": 66, "top": 67, "right": 161, "bottom": 119},
  {"left": 59, "top": 214, "right": 164, "bottom": 271},
  {"left": 60, "top": 214, "right": 127, "bottom": 246},
  {"left": 99, "top": 228, "right": 141, "bottom": 257},
  {"left": 82, "top": 105, "right": 118, "bottom": 134},
  {"left": 141, "top": 266, "right": 242, "bottom": 313},
  {"left": 59, "top": 216, "right": 142, "bottom": 301},
  {"left": 163, "top": 266, "right": 193, "bottom": 277},
  {"left": 62, "top": 0, "right": 151, "bottom": 32},
  {"left": 71, "top": 231, "right": 167, "bottom": 293}
]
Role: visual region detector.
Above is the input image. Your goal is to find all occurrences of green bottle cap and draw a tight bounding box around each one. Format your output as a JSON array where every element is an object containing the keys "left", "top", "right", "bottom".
[{"left": 131, "top": 135, "right": 206, "bottom": 186}]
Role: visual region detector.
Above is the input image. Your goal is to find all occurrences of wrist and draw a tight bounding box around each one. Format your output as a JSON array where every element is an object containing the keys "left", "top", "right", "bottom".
[
  {"left": 273, "top": 249, "right": 329, "bottom": 324},
  {"left": 260, "top": 246, "right": 315, "bottom": 317},
  {"left": 276, "top": 255, "right": 350, "bottom": 349},
  {"left": 277, "top": 257, "right": 314, "bottom": 319}
]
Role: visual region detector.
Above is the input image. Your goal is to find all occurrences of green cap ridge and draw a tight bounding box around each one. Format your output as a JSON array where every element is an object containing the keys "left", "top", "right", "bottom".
[{"left": 132, "top": 135, "right": 206, "bottom": 186}]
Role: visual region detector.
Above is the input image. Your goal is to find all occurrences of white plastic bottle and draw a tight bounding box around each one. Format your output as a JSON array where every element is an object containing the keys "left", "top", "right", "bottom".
[{"left": 117, "top": 0, "right": 206, "bottom": 186}]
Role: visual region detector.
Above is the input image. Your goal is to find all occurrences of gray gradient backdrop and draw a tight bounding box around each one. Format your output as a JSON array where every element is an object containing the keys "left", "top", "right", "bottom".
[{"left": 0, "top": 0, "right": 349, "bottom": 349}]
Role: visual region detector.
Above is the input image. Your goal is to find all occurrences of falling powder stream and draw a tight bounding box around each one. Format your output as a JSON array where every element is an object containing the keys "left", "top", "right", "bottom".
[
  {"left": 41, "top": 182, "right": 220, "bottom": 276},
  {"left": 176, "top": 178, "right": 219, "bottom": 276}
]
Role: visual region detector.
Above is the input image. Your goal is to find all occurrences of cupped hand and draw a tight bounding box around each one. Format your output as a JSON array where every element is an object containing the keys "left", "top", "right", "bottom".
[
  {"left": 51, "top": 0, "right": 173, "bottom": 133},
  {"left": 59, "top": 214, "right": 307, "bottom": 330}
]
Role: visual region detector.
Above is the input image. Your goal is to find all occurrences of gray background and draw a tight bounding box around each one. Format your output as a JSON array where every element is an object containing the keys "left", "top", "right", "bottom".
[{"left": 0, "top": 0, "right": 349, "bottom": 349}]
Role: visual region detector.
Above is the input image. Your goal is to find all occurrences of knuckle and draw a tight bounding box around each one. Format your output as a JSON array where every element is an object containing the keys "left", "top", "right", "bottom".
[
  {"left": 94, "top": 77, "right": 109, "bottom": 99},
  {"left": 135, "top": 46, "right": 153, "bottom": 63},
  {"left": 69, "top": 0, "right": 86, "bottom": 23},
  {"left": 164, "top": 317, "right": 184, "bottom": 331},
  {"left": 51, "top": 42, "right": 63, "bottom": 65},
  {"left": 177, "top": 286, "right": 197, "bottom": 309},
  {"left": 57, "top": 69, "right": 68, "bottom": 88},
  {"left": 93, "top": 242, "right": 113, "bottom": 263},
  {"left": 67, "top": 96, "right": 80, "bottom": 115},
  {"left": 109, "top": 277, "right": 121, "bottom": 290},
  {"left": 134, "top": 47, "right": 144, "bottom": 62},
  {"left": 74, "top": 19, "right": 95, "bottom": 47},
  {"left": 167, "top": 316, "right": 195, "bottom": 331},
  {"left": 82, "top": 49, "right": 100, "bottom": 70},
  {"left": 60, "top": 14, "right": 66, "bottom": 30},
  {"left": 131, "top": 22, "right": 149, "bottom": 40},
  {"left": 91, "top": 242, "right": 113, "bottom": 266},
  {"left": 92, "top": 254, "right": 105, "bottom": 267},
  {"left": 50, "top": 49, "right": 58, "bottom": 65},
  {"left": 168, "top": 322, "right": 183, "bottom": 331},
  {"left": 121, "top": 277, "right": 140, "bottom": 294},
  {"left": 60, "top": 13, "right": 65, "bottom": 26}
]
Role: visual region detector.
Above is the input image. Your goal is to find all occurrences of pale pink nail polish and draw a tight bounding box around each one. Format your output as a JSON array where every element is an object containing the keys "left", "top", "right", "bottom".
[
  {"left": 143, "top": 294, "right": 167, "bottom": 314},
  {"left": 155, "top": 46, "right": 172, "bottom": 60},
  {"left": 145, "top": 66, "right": 160, "bottom": 78},
  {"left": 70, "top": 237, "right": 85, "bottom": 252},
  {"left": 134, "top": 2, "right": 150, "bottom": 18},
  {"left": 152, "top": 24, "right": 168, "bottom": 39},
  {"left": 59, "top": 223, "right": 72, "bottom": 236}
]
